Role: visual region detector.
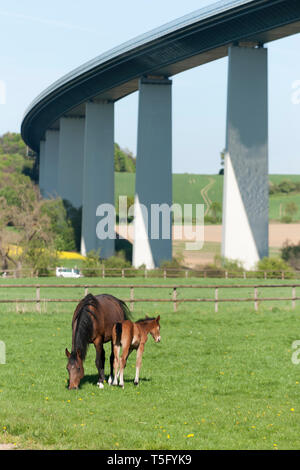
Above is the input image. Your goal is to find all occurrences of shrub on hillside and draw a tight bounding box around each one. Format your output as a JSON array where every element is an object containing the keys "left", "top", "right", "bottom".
[
  {"left": 41, "top": 198, "right": 77, "bottom": 251},
  {"left": 81, "top": 250, "right": 103, "bottom": 277},
  {"left": 23, "top": 239, "right": 57, "bottom": 277},
  {"left": 281, "top": 241, "right": 300, "bottom": 270},
  {"left": 256, "top": 257, "right": 294, "bottom": 279}
]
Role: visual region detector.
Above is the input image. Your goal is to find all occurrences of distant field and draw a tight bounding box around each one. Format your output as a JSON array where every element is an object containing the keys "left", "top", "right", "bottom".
[{"left": 115, "top": 173, "right": 300, "bottom": 222}]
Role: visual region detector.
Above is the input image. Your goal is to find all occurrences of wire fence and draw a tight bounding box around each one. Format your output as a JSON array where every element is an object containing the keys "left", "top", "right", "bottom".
[{"left": 0, "top": 283, "right": 299, "bottom": 313}]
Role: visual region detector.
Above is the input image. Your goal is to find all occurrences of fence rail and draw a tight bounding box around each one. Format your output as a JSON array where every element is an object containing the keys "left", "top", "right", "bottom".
[
  {"left": 0, "top": 283, "right": 299, "bottom": 313},
  {"left": 1, "top": 267, "right": 300, "bottom": 280}
]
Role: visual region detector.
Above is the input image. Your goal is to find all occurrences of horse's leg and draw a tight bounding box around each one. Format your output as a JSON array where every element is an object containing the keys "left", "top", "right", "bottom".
[
  {"left": 108, "top": 341, "right": 114, "bottom": 386},
  {"left": 113, "top": 343, "right": 120, "bottom": 386},
  {"left": 94, "top": 338, "right": 105, "bottom": 389},
  {"left": 134, "top": 343, "right": 145, "bottom": 386}
]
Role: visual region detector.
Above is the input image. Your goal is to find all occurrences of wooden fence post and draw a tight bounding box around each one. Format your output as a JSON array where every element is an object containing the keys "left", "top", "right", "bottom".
[
  {"left": 130, "top": 286, "right": 134, "bottom": 312},
  {"left": 36, "top": 285, "right": 41, "bottom": 313},
  {"left": 254, "top": 287, "right": 258, "bottom": 311},
  {"left": 292, "top": 286, "right": 296, "bottom": 310},
  {"left": 215, "top": 287, "right": 218, "bottom": 313},
  {"left": 173, "top": 287, "right": 177, "bottom": 312},
  {"left": 84, "top": 286, "right": 88, "bottom": 296}
]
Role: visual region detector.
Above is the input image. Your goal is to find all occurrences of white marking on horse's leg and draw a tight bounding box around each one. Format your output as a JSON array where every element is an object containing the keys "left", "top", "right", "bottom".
[
  {"left": 134, "top": 345, "right": 143, "bottom": 385},
  {"left": 113, "top": 345, "right": 120, "bottom": 386},
  {"left": 97, "top": 381, "right": 104, "bottom": 389},
  {"left": 134, "top": 367, "right": 140, "bottom": 385},
  {"left": 113, "top": 376, "right": 118, "bottom": 386},
  {"left": 119, "top": 370, "right": 124, "bottom": 388},
  {"left": 108, "top": 375, "right": 113, "bottom": 385}
]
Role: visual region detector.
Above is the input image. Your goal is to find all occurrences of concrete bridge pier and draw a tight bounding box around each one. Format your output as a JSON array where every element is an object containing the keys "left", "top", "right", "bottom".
[
  {"left": 81, "top": 101, "right": 115, "bottom": 258},
  {"left": 41, "top": 129, "right": 60, "bottom": 198},
  {"left": 57, "top": 117, "right": 85, "bottom": 209},
  {"left": 133, "top": 77, "right": 173, "bottom": 269},
  {"left": 222, "top": 45, "right": 269, "bottom": 270},
  {"left": 39, "top": 139, "right": 46, "bottom": 196}
]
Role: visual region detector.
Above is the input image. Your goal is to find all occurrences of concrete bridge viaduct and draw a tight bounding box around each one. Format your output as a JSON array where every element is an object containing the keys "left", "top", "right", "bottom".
[{"left": 21, "top": 0, "right": 300, "bottom": 269}]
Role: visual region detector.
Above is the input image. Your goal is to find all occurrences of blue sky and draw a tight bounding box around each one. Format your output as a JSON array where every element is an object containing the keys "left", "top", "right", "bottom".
[{"left": 0, "top": 0, "right": 300, "bottom": 174}]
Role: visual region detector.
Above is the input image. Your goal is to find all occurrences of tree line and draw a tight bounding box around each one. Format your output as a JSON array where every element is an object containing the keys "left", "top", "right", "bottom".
[{"left": 0, "top": 132, "right": 136, "bottom": 275}]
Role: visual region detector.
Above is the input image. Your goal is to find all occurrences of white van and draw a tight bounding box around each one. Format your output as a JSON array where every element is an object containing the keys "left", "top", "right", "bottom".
[{"left": 56, "top": 267, "right": 82, "bottom": 278}]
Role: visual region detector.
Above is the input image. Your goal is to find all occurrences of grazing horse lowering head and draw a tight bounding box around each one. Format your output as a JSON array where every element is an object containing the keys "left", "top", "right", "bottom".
[
  {"left": 65, "top": 349, "right": 84, "bottom": 390},
  {"left": 65, "top": 293, "right": 131, "bottom": 390}
]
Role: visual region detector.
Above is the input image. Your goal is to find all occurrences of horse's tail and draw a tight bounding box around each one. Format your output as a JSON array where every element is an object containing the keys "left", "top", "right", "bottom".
[
  {"left": 113, "top": 322, "right": 122, "bottom": 346},
  {"left": 73, "top": 293, "right": 99, "bottom": 361},
  {"left": 115, "top": 297, "right": 131, "bottom": 321}
]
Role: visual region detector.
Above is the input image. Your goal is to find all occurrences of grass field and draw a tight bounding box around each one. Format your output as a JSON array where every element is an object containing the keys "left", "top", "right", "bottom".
[
  {"left": 1, "top": 277, "right": 300, "bottom": 450},
  {"left": 115, "top": 173, "right": 300, "bottom": 221}
]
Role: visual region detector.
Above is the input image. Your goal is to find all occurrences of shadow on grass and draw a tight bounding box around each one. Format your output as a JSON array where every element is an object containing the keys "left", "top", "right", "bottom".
[
  {"left": 68, "top": 374, "right": 152, "bottom": 388},
  {"left": 66, "top": 372, "right": 152, "bottom": 390}
]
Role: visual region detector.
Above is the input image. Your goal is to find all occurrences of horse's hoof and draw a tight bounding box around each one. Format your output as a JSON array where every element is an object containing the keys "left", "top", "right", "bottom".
[
  {"left": 97, "top": 382, "right": 104, "bottom": 389},
  {"left": 134, "top": 381, "right": 139, "bottom": 386}
]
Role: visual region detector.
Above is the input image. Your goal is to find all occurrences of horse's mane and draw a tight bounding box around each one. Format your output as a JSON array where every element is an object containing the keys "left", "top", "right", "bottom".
[
  {"left": 136, "top": 316, "right": 156, "bottom": 323},
  {"left": 72, "top": 294, "right": 99, "bottom": 361}
]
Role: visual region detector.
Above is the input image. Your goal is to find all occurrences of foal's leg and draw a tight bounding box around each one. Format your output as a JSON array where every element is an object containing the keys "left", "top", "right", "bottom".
[
  {"left": 94, "top": 338, "right": 105, "bottom": 389},
  {"left": 134, "top": 343, "right": 145, "bottom": 386},
  {"left": 119, "top": 346, "right": 133, "bottom": 388}
]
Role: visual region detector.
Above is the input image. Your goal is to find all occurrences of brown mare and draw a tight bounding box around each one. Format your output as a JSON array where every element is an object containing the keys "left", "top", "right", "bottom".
[
  {"left": 112, "top": 316, "right": 161, "bottom": 388},
  {"left": 65, "top": 293, "right": 130, "bottom": 389}
]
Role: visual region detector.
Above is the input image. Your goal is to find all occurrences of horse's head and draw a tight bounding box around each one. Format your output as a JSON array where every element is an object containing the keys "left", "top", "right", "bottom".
[
  {"left": 150, "top": 315, "right": 161, "bottom": 343},
  {"left": 65, "top": 348, "right": 84, "bottom": 390}
]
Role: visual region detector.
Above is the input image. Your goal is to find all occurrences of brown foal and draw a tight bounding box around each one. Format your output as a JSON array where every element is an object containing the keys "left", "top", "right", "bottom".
[{"left": 111, "top": 316, "right": 161, "bottom": 388}]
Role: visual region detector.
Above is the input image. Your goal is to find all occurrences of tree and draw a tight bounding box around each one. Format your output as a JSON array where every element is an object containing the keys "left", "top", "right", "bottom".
[
  {"left": 285, "top": 202, "right": 298, "bottom": 219},
  {"left": 0, "top": 181, "right": 57, "bottom": 275},
  {"left": 114, "top": 143, "right": 136, "bottom": 172},
  {"left": 209, "top": 202, "right": 222, "bottom": 223}
]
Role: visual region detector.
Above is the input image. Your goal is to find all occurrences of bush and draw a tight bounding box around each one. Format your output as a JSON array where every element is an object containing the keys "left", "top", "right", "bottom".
[
  {"left": 214, "top": 255, "right": 244, "bottom": 276},
  {"left": 81, "top": 250, "right": 103, "bottom": 277},
  {"left": 22, "top": 240, "right": 58, "bottom": 277},
  {"left": 256, "top": 256, "right": 294, "bottom": 279},
  {"left": 159, "top": 257, "right": 184, "bottom": 278},
  {"left": 269, "top": 179, "right": 300, "bottom": 195},
  {"left": 281, "top": 241, "right": 300, "bottom": 270},
  {"left": 278, "top": 180, "right": 296, "bottom": 194},
  {"left": 194, "top": 256, "right": 244, "bottom": 278},
  {"left": 41, "top": 199, "right": 77, "bottom": 251},
  {"left": 280, "top": 215, "right": 293, "bottom": 224}
]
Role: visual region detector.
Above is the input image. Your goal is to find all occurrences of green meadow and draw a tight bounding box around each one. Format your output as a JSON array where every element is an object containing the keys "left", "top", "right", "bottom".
[
  {"left": 1, "top": 277, "right": 300, "bottom": 450},
  {"left": 115, "top": 173, "right": 300, "bottom": 221}
]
